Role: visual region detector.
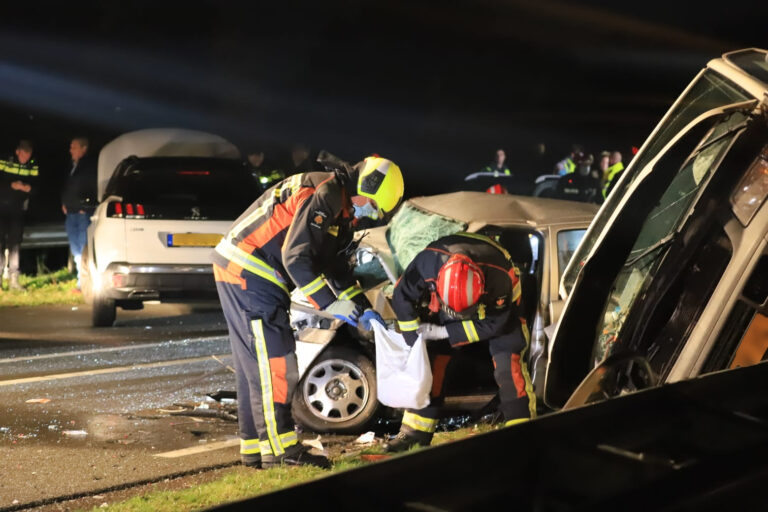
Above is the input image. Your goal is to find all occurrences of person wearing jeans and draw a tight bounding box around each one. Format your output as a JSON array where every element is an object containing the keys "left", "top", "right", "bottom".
[{"left": 61, "top": 137, "right": 97, "bottom": 288}]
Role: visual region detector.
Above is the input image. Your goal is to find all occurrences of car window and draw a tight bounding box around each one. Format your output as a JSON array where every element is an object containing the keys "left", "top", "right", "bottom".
[
  {"left": 556, "top": 229, "right": 586, "bottom": 280},
  {"left": 106, "top": 158, "right": 258, "bottom": 220}
]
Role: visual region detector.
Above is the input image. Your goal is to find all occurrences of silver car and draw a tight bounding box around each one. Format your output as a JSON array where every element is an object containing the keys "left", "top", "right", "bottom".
[{"left": 291, "top": 191, "right": 597, "bottom": 433}]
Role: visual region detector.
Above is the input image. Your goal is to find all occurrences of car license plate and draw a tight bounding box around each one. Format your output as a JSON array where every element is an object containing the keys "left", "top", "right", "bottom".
[{"left": 167, "top": 233, "right": 223, "bottom": 247}]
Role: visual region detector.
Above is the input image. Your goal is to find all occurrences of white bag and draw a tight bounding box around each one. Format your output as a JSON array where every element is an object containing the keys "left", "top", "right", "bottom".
[{"left": 373, "top": 322, "right": 432, "bottom": 410}]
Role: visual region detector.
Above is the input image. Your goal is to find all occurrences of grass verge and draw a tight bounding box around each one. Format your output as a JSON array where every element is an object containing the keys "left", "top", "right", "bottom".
[
  {"left": 0, "top": 268, "right": 82, "bottom": 307},
  {"left": 80, "top": 424, "right": 497, "bottom": 512}
]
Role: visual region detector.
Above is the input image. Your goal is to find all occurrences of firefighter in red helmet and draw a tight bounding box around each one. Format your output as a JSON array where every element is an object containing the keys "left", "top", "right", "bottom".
[{"left": 384, "top": 232, "right": 536, "bottom": 452}]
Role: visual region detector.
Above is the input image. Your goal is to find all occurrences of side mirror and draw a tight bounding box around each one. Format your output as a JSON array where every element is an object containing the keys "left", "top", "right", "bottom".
[{"left": 562, "top": 352, "right": 658, "bottom": 410}]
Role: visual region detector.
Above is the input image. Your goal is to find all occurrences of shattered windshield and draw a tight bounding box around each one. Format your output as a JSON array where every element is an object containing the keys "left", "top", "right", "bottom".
[
  {"left": 592, "top": 121, "right": 742, "bottom": 364},
  {"left": 561, "top": 70, "right": 751, "bottom": 296},
  {"left": 387, "top": 201, "right": 466, "bottom": 274}
]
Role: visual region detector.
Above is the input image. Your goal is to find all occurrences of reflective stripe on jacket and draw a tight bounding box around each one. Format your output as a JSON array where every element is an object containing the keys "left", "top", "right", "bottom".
[{"left": 391, "top": 233, "right": 522, "bottom": 346}]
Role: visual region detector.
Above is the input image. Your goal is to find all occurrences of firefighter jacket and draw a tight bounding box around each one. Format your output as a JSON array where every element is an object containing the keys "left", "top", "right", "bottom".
[
  {"left": 391, "top": 233, "right": 523, "bottom": 347},
  {"left": 0, "top": 156, "right": 38, "bottom": 213},
  {"left": 213, "top": 169, "right": 371, "bottom": 310}
]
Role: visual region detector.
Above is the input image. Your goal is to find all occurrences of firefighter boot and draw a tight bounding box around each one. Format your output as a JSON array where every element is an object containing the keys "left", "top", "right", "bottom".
[
  {"left": 9, "top": 273, "right": 22, "bottom": 291},
  {"left": 241, "top": 454, "right": 261, "bottom": 469},
  {"left": 262, "top": 444, "right": 331, "bottom": 469},
  {"left": 383, "top": 429, "right": 433, "bottom": 453}
]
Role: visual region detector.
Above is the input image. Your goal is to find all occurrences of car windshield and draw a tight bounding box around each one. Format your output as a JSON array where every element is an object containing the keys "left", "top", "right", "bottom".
[
  {"left": 591, "top": 116, "right": 744, "bottom": 365},
  {"left": 386, "top": 201, "right": 466, "bottom": 274},
  {"left": 106, "top": 157, "right": 258, "bottom": 219},
  {"left": 561, "top": 70, "right": 751, "bottom": 296}
]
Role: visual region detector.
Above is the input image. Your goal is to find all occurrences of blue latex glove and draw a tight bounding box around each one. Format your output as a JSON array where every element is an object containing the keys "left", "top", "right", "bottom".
[
  {"left": 325, "top": 299, "right": 361, "bottom": 327},
  {"left": 359, "top": 309, "right": 384, "bottom": 331}
]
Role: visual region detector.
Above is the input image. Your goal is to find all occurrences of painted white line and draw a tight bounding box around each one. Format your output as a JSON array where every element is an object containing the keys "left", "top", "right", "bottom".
[
  {"left": 0, "top": 336, "right": 226, "bottom": 365},
  {"left": 154, "top": 438, "right": 240, "bottom": 458},
  {"left": 0, "top": 354, "right": 231, "bottom": 387}
]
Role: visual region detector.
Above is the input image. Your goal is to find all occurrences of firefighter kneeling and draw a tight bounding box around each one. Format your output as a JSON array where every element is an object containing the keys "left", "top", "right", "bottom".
[{"left": 384, "top": 233, "right": 536, "bottom": 452}]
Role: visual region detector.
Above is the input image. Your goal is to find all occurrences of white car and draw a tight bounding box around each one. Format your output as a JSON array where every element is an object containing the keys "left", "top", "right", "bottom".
[
  {"left": 81, "top": 129, "right": 256, "bottom": 326},
  {"left": 290, "top": 192, "right": 598, "bottom": 433}
]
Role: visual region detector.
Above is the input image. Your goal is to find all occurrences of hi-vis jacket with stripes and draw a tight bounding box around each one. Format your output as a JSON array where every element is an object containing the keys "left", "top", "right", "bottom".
[
  {"left": 392, "top": 233, "right": 523, "bottom": 346},
  {"left": 0, "top": 156, "right": 38, "bottom": 211},
  {"left": 213, "top": 169, "right": 370, "bottom": 310}
]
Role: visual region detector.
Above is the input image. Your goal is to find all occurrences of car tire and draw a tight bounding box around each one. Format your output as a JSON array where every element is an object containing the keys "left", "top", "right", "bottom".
[
  {"left": 92, "top": 294, "right": 116, "bottom": 327},
  {"left": 292, "top": 346, "right": 379, "bottom": 434}
]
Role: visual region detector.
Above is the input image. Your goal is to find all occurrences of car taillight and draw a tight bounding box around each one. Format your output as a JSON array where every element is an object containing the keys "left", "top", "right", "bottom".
[{"left": 108, "top": 202, "right": 147, "bottom": 219}]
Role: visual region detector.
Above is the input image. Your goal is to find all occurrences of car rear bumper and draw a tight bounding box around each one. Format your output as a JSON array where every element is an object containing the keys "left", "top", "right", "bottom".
[{"left": 101, "top": 262, "right": 217, "bottom": 301}]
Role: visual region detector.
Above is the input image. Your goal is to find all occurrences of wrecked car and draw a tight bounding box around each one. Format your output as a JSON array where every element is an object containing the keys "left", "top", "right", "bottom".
[
  {"left": 291, "top": 192, "right": 597, "bottom": 433},
  {"left": 545, "top": 48, "right": 768, "bottom": 409}
]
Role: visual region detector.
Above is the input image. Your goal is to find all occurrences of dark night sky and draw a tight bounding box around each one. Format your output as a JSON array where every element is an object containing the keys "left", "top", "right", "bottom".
[{"left": 0, "top": 0, "right": 766, "bottom": 209}]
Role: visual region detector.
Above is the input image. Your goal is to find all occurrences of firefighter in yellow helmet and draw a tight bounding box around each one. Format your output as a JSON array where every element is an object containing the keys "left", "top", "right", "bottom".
[{"left": 213, "top": 155, "right": 403, "bottom": 469}]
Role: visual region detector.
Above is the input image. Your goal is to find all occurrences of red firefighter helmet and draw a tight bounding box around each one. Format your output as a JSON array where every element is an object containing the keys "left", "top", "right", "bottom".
[
  {"left": 436, "top": 254, "right": 485, "bottom": 317},
  {"left": 486, "top": 184, "right": 508, "bottom": 194}
]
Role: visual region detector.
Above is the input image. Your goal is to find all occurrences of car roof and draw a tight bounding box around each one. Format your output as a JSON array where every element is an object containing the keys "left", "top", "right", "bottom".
[{"left": 407, "top": 192, "right": 599, "bottom": 227}]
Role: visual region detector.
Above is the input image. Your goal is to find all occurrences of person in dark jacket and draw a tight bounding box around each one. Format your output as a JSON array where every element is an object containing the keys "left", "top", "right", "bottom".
[
  {"left": 213, "top": 156, "right": 404, "bottom": 469},
  {"left": 0, "top": 140, "right": 39, "bottom": 290},
  {"left": 62, "top": 137, "right": 97, "bottom": 288},
  {"left": 384, "top": 233, "right": 536, "bottom": 452}
]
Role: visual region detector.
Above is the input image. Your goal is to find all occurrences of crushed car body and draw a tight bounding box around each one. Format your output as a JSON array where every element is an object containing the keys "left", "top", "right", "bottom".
[{"left": 546, "top": 48, "right": 768, "bottom": 409}]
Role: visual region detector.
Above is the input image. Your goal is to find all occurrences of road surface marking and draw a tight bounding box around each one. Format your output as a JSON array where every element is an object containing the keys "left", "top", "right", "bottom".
[
  {"left": 154, "top": 438, "right": 240, "bottom": 458},
  {"left": 0, "top": 336, "right": 227, "bottom": 364},
  {"left": 0, "top": 354, "right": 231, "bottom": 387}
]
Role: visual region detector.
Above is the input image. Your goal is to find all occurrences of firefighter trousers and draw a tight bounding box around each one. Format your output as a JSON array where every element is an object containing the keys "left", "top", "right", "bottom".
[
  {"left": 214, "top": 265, "right": 299, "bottom": 461},
  {"left": 401, "top": 325, "right": 536, "bottom": 435}
]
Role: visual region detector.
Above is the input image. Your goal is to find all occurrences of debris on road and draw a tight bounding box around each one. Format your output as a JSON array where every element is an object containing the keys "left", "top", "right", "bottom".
[
  {"left": 62, "top": 429, "right": 88, "bottom": 437},
  {"left": 25, "top": 398, "right": 51, "bottom": 404},
  {"left": 360, "top": 454, "right": 392, "bottom": 462},
  {"left": 354, "top": 431, "right": 376, "bottom": 445},
  {"left": 302, "top": 435, "right": 325, "bottom": 453}
]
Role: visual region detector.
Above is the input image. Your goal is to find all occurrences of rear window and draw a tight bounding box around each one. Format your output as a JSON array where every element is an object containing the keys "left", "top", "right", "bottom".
[{"left": 105, "top": 157, "right": 259, "bottom": 220}]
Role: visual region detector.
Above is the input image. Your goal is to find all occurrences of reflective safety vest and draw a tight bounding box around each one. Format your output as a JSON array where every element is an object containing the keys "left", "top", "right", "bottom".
[
  {"left": 602, "top": 162, "right": 624, "bottom": 198},
  {"left": 0, "top": 158, "right": 38, "bottom": 178},
  {"left": 481, "top": 165, "right": 511, "bottom": 176},
  {"left": 563, "top": 158, "right": 575, "bottom": 174}
]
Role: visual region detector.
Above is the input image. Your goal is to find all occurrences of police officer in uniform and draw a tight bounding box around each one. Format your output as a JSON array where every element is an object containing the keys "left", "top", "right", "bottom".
[{"left": 0, "top": 140, "right": 38, "bottom": 290}]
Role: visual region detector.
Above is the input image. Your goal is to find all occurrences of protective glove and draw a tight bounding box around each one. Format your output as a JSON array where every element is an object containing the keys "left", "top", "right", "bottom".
[
  {"left": 325, "top": 299, "right": 362, "bottom": 327},
  {"left": 419, "top": 323, "right": 449, "bottom": 341},
  {"left": 359, "top": 309, "right": 384, "bottom": 331}
]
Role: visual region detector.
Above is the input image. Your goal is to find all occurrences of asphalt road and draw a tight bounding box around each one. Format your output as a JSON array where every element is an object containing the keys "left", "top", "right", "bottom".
[{"left": 0, "top": 303, "right": 246, "bottom": 509}]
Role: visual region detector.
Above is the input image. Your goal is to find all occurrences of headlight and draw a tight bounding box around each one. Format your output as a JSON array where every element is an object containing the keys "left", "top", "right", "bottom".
[{"left": 731, "top": 145, "right": 768, "bottom": 226}]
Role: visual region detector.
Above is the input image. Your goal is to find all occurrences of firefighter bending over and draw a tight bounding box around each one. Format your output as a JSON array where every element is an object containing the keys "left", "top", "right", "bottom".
[
  {"left": 213, "top": 156, "right": 404, "bottom": 468},
  {"left": 385, "top": 233, "right": 536, "bottom": 452}
]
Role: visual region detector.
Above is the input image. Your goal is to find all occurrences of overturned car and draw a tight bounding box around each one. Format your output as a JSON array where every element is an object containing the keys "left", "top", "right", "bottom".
[
  {"left": 290, "top": 192, "right": 597, "bottom": 433},
  {"left": 545, "top": 48, "right": 768, "bottom": 409}
]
